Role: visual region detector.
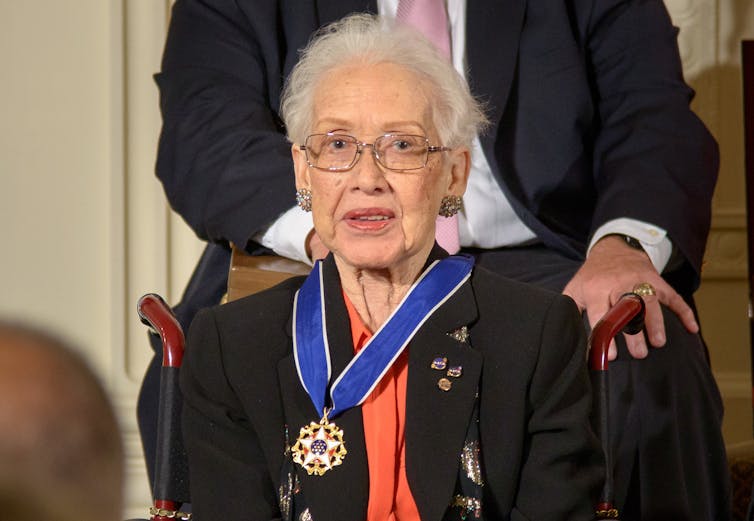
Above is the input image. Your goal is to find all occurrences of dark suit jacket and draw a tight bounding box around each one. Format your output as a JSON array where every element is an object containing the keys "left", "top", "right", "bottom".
[
  {"left": 156, "top": 0, "right": 717, "bottom": 299},
  {"left": 180, "top": 251, "right": 602, "bottom": 520}
]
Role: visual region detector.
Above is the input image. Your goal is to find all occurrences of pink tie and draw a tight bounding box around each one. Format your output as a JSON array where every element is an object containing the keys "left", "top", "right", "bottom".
[{"left": 397, "top": 0, "right": 460, "bottom": 254}]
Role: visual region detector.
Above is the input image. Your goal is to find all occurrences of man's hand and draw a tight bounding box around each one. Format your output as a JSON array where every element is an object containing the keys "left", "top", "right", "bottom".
[{"left": 562, "top": 235, "right": 698, "bottom": 360}]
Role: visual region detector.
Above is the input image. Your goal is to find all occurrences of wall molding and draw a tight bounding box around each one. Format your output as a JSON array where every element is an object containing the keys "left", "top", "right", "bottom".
[
  {"left": 715, "top": 370, "right": 751, "bottom": 398},
  {"left": 113, "top": 0, "right": 174, "bottom": 514},
  {"left": 703, "top": 208, "right": 747, "bottom": 280}
]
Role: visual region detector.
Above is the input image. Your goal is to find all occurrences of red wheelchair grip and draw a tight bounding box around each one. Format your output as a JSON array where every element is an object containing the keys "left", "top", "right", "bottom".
[{"left": 137, "top": 293, "right": 185, "bottom": 368}]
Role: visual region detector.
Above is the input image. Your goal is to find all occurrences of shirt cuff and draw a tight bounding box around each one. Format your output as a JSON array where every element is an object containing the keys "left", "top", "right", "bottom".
[
  {"left": 252, "top": 206, "right": 315, "bottom": 266},
  {"left": 588, "top": 218, "right": 673, "bottom": 273}
]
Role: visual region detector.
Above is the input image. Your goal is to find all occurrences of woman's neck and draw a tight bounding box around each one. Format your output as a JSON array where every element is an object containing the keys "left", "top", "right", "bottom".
[{"left": 336, "top": 257, "right": 427, "bottom": 332}]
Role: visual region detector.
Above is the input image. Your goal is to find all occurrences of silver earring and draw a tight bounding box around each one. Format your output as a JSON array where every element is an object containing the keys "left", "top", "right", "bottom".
[
  {"left": 296, "top": 188, "right": 312, "bottom": 212},
  {"left": 439, "top": 195, "right": 462, "bottom": 217}
]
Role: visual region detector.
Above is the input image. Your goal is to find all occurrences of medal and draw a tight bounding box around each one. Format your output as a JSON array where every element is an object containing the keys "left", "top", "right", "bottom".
[
  {"left": 291, "top": 255, "right": 474, "bottom": 476},
  {"left": 291, "top": 412, "right": 347, "bottom": 476}
]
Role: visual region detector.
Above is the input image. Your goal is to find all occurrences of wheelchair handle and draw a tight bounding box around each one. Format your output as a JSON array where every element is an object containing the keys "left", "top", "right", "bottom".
[
  {"left": 588, "top": 292, "right": 645, "bottom": 520},
  {"left": 137, "top": 293, "right": 185, "bottom": 368},
  {"left": 589, "top": 293, "right": 645, "bottom": 371}
]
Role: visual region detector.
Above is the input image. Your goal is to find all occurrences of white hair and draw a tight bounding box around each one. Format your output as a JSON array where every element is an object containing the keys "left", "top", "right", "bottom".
[{"left": 280, "top": 13, "right": 488, "bottom": 148}]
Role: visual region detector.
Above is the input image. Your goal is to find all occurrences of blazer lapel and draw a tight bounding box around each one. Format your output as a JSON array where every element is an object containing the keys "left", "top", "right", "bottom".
[
  {"left": 405, "top": 278, "right": 482, "bottom": 521},
  {"left": 277, "top": 256, "right": 369, "bottom": 521},
  {"left": 466, "top": 0, "right": 527, "bottom": 127}
]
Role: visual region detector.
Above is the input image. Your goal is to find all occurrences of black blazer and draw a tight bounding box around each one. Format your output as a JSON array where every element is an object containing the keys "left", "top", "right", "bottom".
[
  {"left": 156, "top": 0, "right": 717, "bottom": 296},
  {"left": 180, "top": 251, "right": 603, "bottom": 520}
]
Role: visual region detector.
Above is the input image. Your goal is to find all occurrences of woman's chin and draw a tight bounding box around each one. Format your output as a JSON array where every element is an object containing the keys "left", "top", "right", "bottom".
[
  {"left": 333, "top": 238, "right": 431, "bottom": 273},
  {"left": 333, "top": 239, "right": 402, "bottom": 270},
  {"left": 336, "top": 249, "right": 402, "bottom": 271}
]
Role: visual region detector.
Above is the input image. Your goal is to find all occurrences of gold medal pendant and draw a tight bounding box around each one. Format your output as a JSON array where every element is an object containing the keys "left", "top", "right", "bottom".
[{"left": 292, "top": 415, "right": 347, "bottom": 476}]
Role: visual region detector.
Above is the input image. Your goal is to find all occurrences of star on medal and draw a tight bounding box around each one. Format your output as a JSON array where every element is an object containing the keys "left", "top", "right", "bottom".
[{"left": 292, "top": 417, "right": 347, "bottom": 476}]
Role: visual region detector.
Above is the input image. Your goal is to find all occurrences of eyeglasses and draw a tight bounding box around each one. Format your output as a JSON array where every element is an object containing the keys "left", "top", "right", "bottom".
[{"left": 300, "top": 133, "right": 450, "bottom": 172}]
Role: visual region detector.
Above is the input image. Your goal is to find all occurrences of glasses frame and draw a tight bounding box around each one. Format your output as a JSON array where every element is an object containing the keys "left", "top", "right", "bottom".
[{"left": 299, "top": 132, "right": 451, "bottom": 172}]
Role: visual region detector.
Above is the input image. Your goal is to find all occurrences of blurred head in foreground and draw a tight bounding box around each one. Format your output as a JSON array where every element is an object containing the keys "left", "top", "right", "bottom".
[{"left": 0, "top": 322, "right": 123, "bottom": 521}]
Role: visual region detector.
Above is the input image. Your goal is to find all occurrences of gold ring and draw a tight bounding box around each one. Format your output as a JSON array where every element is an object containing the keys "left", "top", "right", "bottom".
[{"left": 632, "top": 282, "right": 656, "bottom": 297}]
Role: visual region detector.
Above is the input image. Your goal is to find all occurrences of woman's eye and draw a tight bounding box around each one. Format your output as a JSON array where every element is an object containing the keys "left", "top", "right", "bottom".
[{"left": 326, "top": 139, "right": 348, "bottom": 150}]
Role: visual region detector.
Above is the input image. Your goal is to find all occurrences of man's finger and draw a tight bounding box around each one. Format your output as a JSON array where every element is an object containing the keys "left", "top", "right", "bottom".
[
  {"left": 663, "top": 291, "right": 699, "bottom": 334},
  {"left": 607, "top": 338, "right": 618, "bottom": 361},
  {"left": 624, "top": 329, "right": 649, "bottom": 359},
  {"left": 641, "top": 296, "right": 667, "bottom": 348}
]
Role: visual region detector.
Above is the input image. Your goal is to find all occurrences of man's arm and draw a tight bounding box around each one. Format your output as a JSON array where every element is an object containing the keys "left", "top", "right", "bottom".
[
  {"left": 564, "top": 0, "right": 717, "bottom": 358},
  {"left": 581, "top": 0, "right": 718, "bottom": 279},
  {"left": 155, "top": 0, "right": 297, "bottom": 250}
]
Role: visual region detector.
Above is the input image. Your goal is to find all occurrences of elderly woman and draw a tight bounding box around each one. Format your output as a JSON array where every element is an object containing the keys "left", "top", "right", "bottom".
[{"left": 181, "top": 13, "right": 602, "bottom": 521}]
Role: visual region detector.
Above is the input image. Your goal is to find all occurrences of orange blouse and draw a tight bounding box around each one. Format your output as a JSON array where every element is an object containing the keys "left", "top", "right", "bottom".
[{"left": 344, "top": 293, "right": 421, "bottom": 521}]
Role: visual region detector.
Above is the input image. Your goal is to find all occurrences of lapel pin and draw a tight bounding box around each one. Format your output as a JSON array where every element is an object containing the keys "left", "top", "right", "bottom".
[
  {"left": 447, "top": 326, "right": 469, "bottom": 344},
  {"left": 431, "top": 356, "right": 448, "bottom": 370},
  {"left": 438, "top": 377, "right": 453, "bottom": 391},
  {"left": 447, "top": 365, "right": 463, "bottom": 378}
]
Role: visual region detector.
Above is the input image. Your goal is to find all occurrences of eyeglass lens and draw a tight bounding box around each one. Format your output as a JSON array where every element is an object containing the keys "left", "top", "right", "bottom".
[{"left": 304, "top": 134, "right": 429, "bottom": 171}]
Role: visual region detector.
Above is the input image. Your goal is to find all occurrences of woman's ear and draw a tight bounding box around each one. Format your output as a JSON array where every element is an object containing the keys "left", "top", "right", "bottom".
[
  {"left": 446, "top": 146, "right": 471, "bottom": 196},
  {"left": 292, "top": 143, "right": 311, "bottom": 189}
]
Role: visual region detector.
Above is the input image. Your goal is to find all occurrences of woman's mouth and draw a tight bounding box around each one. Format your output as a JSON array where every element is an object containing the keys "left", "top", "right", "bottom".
[{"left": 344, "top": 209, "right": 395, "bottom": 230}]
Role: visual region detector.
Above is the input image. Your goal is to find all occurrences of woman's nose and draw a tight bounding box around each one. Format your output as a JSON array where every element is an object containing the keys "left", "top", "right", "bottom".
[{"left": 352, "top": 145, "right": 388, "bottom": 190}]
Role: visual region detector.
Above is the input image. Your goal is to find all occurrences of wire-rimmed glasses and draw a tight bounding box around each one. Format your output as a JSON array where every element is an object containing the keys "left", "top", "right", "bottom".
[{"left": 300, "top": 133, "right": 450, "bottom": 172}]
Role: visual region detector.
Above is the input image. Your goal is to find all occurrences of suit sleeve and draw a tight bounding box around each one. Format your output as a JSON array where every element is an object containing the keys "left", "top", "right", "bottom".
[
  {"left": 512, "top": 295, "right": 603, "bottom": 520},
  {"left": 180, "top": 307, "right": 282, "bottom": 520},
  {"left": 155, "top": 0, "right": 296, "bottom": 248},
  {"left": 580, "top": 0, "right": 718, "bottom": 280}
]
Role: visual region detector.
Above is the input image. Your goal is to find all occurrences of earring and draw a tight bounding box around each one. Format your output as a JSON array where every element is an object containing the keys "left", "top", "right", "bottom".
[
  {"left": 439, "top": 195, "right": 462, "bottom": 217},
  {"left": 296, "top": 188, "right": 312, "bottom": 212}
]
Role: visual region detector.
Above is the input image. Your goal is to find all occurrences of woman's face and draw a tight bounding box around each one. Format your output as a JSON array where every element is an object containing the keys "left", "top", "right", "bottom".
[{"left": 292, "top": 62, "right": 470, "bottom": 271}]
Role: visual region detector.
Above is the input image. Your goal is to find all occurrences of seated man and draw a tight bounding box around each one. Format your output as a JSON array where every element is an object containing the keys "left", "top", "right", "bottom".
[
  {"left": 143, "top": 0, "right": 730, "bottom": 518},
  {"left": 0, "top": 321, "right": 123, "bottom": 521}
]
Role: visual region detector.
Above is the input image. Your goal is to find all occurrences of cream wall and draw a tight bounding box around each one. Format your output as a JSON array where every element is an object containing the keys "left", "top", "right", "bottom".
[
  {"left": 0, "top": 1, "right": 200, "bottom": 517},
  {"left": 0, "top": 1, "right": 751, "bottom": 517}
]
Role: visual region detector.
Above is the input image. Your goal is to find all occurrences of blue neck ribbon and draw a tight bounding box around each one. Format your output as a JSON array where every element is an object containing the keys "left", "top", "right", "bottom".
[{"left": 292, "top": 255, "right": 474, "bottom": 419}]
